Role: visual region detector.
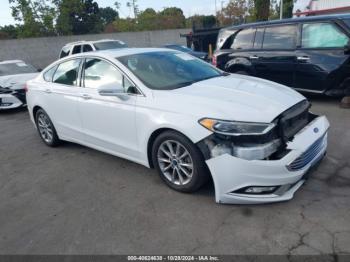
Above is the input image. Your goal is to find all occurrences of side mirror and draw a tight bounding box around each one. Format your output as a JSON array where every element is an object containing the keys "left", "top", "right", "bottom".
[
  {"left": 98, "top": 83, "right": 127, "bottom": 99},
  {"left": 37, "top": 68, "right": 42, "bottom": 72}
]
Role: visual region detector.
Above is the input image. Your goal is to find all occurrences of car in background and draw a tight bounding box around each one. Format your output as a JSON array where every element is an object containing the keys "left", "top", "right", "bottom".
[
  {"left": 59, "top": 39, "right": 128, "bottom": 58},
  {"left": 213, "top": 13, "right": 350, "bottom": 97},
  {"left": 0, "top": 60, "right": 39, "bottom": 110},
  {"left": 26, "top": 48, "right": 329, "bottom": 204},
  {"left": 163, "top": 44, "right": 209, "bottom": 61}
]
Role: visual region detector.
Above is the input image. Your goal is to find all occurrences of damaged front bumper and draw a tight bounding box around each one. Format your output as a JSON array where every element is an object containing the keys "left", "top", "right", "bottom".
[
  {"left": 204, "top": 115, "right": 329, "bottom": 204},
  {"left": 0, "top": 88, "right": 26, "bottom": 110}
]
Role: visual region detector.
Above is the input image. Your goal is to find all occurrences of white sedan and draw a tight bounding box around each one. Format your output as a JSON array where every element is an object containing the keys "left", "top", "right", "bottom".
[
  {"left": 0, "top": 60, "right": 39, "bottom": 110},
  {"left": 26, "top": 48, "right": 329, "bottom": 204}
]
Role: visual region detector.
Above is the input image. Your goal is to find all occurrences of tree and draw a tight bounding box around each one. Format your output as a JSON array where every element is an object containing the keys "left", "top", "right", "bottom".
[
  {"left": 137, "top": 8, "right": 159, "bottom": 31},
  {"left": 159, "top": 7, "right": 186, "bottom": 29},
  {"left": 282, "top": 0, "right": 294, "bottom": 18},
  {"left": 8, "top": 0, "right": 56, "bottom": 37},
  {"left": 99, "top": 7, "right": 119, "bottom": 26},
  {"left": 217, "top": 0, "right": 248, "bottom": 26},
  {"left": 56, "top": 0, "right": 102, "bottom": 35},
  {"left": 187, "top": 15, "right": 216, "bottom": 29},
  {"left": 126, "top": 0, "right": 138, "bottom": 19},
  {"left": 254, "top": 0, "right": 270, "bottom": 21},
  {"left": 0, "top": 25, "right": 18, "bottom": 39}
]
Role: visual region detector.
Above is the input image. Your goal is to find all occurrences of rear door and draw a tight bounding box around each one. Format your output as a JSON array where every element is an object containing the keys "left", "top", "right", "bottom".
[
  {"left": 295, "top": 21, "right": 350, "bottom": 93},
  {"left": 254, "top": 24, "right": 297, "bottom": 87},
  {"left": 43, "top": 58, "right": 84, "bottom": 139}
]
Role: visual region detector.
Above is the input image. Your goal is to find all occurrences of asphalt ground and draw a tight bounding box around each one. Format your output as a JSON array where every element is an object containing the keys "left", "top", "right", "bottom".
[{"left": 0, "top": 96, "right": 349, "bottom": 255}]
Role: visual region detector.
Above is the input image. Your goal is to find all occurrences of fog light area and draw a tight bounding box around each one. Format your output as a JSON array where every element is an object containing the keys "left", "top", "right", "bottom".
[{"left": 205, "top": 138, "right": 281, "bottom": 160}]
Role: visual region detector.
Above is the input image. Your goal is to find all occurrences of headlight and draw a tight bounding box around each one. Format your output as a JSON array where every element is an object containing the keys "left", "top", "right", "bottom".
[{"left": 199, "top": 118, "right": 275, "bottom": 136}]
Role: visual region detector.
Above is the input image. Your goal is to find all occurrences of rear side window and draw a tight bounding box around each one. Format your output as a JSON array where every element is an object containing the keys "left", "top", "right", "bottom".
[
  {"left": 302, "top": 23, "right": 349, "bottom": 48},
  {"left": 53, "top": 59, "right": 81, "bottom": 86},
  {"left": 83, "top": 45, "right": 93, "bottom": 52},
  {"left": 43, "top": 65, "right": 57, "bottom": 82},
  {"left": 231, "top": 28, "right": 255, "bottom": 50},
  {"left": 60, "top": 46, "right": 70, "bottom": 58},
  {"left": 263, "top": 25, "right": 297, "bottom": 49},
  {"left": 72, "top": 45, "right": 81, "bottom": 54}
]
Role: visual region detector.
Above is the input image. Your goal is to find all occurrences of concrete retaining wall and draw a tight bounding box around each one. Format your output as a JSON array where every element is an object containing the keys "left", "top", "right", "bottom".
[{"left": 0, "top": 29, "right": 189, "bottom": 69}]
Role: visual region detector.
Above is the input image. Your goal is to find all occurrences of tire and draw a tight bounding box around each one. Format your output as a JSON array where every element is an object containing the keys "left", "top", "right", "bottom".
[
  {"left": 35, "top": 109, "right": 61, "bottom": 147},
  {"left": 234, "top": 70, "right": 250, "bottom": 75},
  {"left": 152, "top": 130, "right": 210, "bottom": 193}
]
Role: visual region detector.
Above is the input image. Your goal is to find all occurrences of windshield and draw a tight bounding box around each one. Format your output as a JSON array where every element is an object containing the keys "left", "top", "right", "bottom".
[
  {"left": 0, "top": 62, "right": 37, "bottom": 76},
  {"left": 94, "top": 41, "right": 128, "bottom": 50},
  {"left": 117, "top": 51, "right": 224, "bottom": 90}
]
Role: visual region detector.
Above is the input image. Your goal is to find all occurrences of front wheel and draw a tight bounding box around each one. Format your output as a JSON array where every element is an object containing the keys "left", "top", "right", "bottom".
[{"left": 152, "top": 131, "right": 210, "bottom": 193}]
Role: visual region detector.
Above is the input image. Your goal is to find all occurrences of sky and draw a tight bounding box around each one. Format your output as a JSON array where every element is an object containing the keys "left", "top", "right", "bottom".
[{"left": 0, "top": 0, "right": 222, "bottom": 26}]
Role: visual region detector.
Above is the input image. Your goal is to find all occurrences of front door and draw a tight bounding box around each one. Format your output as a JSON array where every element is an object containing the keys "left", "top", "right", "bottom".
[{"left": 77, "top": 58, "right": 139, "bottom": 159}]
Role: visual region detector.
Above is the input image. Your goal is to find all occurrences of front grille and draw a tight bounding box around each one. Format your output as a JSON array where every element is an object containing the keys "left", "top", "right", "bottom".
[
  {"left": 279, "top": 100, "right": 310, "bottom": 141},
  {"left": 12, "top": 89, "right": 26, "bottom": 104},
  {"left": 287, "top": 134, "right": 327, "bottom": 171},
  {"left": 0, "top": 87, "right": 13, "bottom": 94}
]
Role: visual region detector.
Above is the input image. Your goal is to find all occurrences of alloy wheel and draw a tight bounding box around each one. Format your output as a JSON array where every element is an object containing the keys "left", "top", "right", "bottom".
[
  {"left": 157, "top": 140, "right": 194, "bottom": 186},
  {"left": 37, "top": 113, "right": 54, "bottom": 143}
]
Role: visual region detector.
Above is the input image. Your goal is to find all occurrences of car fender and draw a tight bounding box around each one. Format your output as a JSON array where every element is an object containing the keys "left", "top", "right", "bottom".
[
  {"left": 135, "top": 107, "right": 212, "bottom": 167},
  {"left": 225, "top": 57, "right": 254, "bottom": 74}
]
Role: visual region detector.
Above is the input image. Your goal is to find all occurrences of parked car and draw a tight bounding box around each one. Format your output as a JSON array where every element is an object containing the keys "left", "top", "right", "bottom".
[
  {"left": 0, "top": 60, "right": 39, "bottom": 110},
  {"left": 213, "top": 13, "right": 350, "bottom": 96},
  {"left": 26, "top": 48, "right": 329, "bottom": 204},
  {"left": 163, "top": 44, "right": 209, "bottom": 61},
  {"left": 59, "top": 39, "right": 127, "bottom": 58}
]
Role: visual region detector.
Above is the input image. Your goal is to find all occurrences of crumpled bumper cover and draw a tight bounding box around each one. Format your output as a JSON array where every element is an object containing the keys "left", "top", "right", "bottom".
[{"left": 205, "top": 116, "right": 329, "bottom": 204}]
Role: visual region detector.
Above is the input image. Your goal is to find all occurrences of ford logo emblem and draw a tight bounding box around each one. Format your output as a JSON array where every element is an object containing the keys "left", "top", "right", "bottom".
[{"left": 313, "top": 127, "right": 319, "bottom": 133}]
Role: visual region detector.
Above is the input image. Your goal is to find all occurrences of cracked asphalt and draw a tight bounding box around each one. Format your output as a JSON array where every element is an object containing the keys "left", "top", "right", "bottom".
[{"left": 0, "top": 96, "right": 349, "bottom": 255}]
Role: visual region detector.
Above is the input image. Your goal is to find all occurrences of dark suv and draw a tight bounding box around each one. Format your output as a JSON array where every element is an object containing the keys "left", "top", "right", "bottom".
[{"left": 213, "top": 14, "right": 350, "bottom": 96}]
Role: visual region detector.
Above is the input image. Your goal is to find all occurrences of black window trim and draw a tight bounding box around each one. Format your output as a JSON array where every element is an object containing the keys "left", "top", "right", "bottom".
[
  {"left": 299, "top": 20, "right": 350, "bottom": 51},
  {"left": 80, "top": 56, "right": 144, "bottom": 96}
]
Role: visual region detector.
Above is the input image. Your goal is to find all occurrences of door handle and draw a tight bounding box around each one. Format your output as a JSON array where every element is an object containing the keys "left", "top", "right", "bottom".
[
  {"left": 81, "top": 94, "right": 92, "bottom": 100},
  {"left": 249, "top": 55, "right": 259, "bottom": 60},
  {"left": 44, "top": 89, "right": 52, "bottom": 94},
  {"left": 297, "top": 56, "right": 310, "bottom": 61}
]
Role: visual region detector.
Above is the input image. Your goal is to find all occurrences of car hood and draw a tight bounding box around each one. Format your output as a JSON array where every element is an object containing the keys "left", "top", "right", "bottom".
[
  {"left": 152, "top": 74, "right": 306, "bottom": 123},
  {"left": 0, "top": 73, "right": 38, "bottom": 90}
]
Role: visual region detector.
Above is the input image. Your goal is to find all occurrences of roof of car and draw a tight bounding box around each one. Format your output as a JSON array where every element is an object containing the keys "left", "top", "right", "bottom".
[
  {"left": 63, "top": 39, "right": 125, "bottom": 47},
  {"left": 0, "top": 60, "right": 25, "bottom": 65},
  {"left": 222, "top": 13, "right": 350, "bottom": 31},
  {"left": 83, "top": 48, "right": 177, "bottom": 58}
]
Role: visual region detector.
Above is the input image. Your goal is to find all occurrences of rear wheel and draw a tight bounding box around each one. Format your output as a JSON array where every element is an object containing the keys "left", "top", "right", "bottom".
[
  {"left": 35, "top": 109, "right": 61, "bottom": 147},
  {"left": 152, "top": 131, "right": 209, "bottom": 192}
]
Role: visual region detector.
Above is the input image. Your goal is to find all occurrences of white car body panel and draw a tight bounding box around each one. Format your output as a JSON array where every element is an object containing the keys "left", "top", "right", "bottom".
[{"left": 26, "top": 48, "right": 329, "bottom": 204}]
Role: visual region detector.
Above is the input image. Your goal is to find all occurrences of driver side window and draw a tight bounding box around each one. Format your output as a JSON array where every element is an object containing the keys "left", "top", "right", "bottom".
[{"left": 83, "top": 58, "right": 135, "bottom": 93}]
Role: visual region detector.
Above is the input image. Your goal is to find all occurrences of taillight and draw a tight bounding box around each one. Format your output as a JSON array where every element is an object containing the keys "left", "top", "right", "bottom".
[
  {"left": 212, "top": 55, "right": 217, "bottom": 67},
  {"left": 24, "top": 83, "right": 28, "bottom": 92}
]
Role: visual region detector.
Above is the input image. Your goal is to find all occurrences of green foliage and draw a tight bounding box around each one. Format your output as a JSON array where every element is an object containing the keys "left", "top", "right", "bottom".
[
  {"left": 137, "top": 8, "right": 159, "bottom": 31},
  {"left": 187, "top": 15, "right": 217, "bottom": 29},
  {"left": 99, "top": 7, "right": 119, "bottom": 26},
  {"left": 254, "top": 0, "right": 270, "bottom": 21},
  {"left": 8, "top": 0, "right": 56, "bottom": 37},
  {"left": 56, "top": 0, "right": 102, "bottom": 35},
  {"left": 0, "top": 25, "right": 18, "bottom": 39},
  {"left": 158, "top": 7, "right": 186, "bottom": 29}
]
